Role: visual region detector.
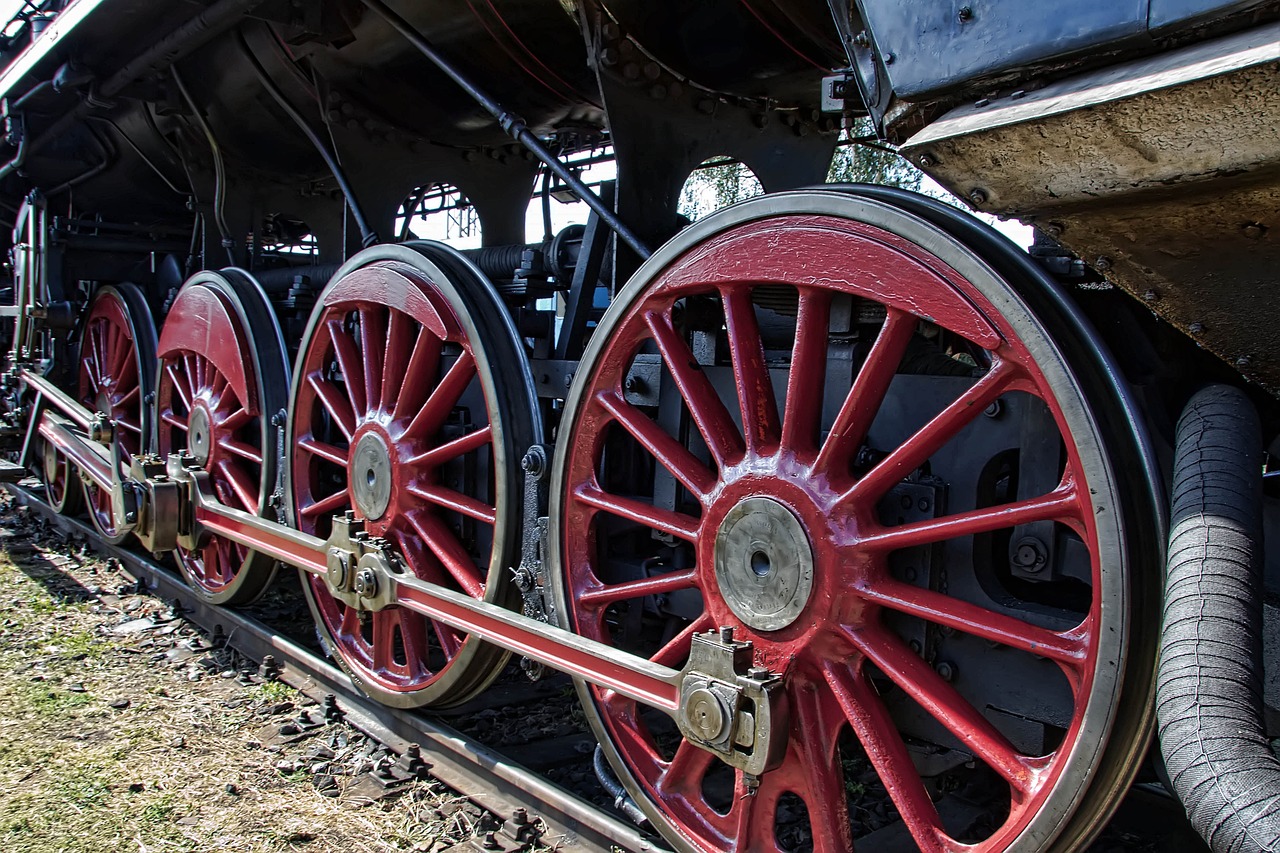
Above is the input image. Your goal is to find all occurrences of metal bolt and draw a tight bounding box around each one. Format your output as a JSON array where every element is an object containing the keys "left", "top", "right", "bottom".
[
  {"left": 482, "top": 832, "right": 500, "bottom": 850},
  {"left": 935, "top": 661, "right": 957, "bottom": 682},
  {"left": 984, "top": 399, "right": 1003, "bottom": 418},
  {"left": 1012, "top": 537, "right": 1048, "bottom": 572},
  {"left": 1142, "top": 289, "right": 1159, "bottom": 302},
  {"left": 1237, "top": 356, "right": 1253, "bottom": 369},
  {"left": 511, "top": 807, "right": 528, "bottom": 825},
  {"left": 974, "top": 97, "right": 989, "bottom": 108},
  {"left": 969, "top": 189, "right": 987, "bottom": 206},
  {"left": 563, "top": 372, "right": 574, "bottom": 388},
  {"left": 883, "top": 52, "right": 895, "bottom": 64},
  {"left": 958, "top": 6, "right": 973, "bottom": 22},
  {"left": 1043, "top": 222, "right": 1064, "bottom": 238},
  {"left": 1242, "top": 223, "right": 1267, "bottom": 239},
  {"left": 355, "top": 568, "right": 378, "bottom": 597},
  {"left": 1189, "top": 322, "right": 1206, "bottom": 335},
  {"left": 1010, "top": 89, "right": 1026, "bottom": 100},
  {"left": 719, "top": 626, "right": 734, "bottom": 643},
  {"left": 909, "top": 639, "right": 922, "bottom": 655},
  {"left": 917, "top": 498, "right": 931, "bottom": 512},
  {"left": 853, "top": 30, "right": 869, "bottom": 48},
  {"left": 918, "top": 153, "right": 936, "bottom": 167},
  {"left": 521, "top": 449, "right": 545, "bottom": 477},
  {"left": 1094, "top": 256, "right": 1113, "bottom": 272}
]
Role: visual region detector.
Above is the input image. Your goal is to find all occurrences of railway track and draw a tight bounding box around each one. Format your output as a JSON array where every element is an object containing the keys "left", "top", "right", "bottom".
[
  {"left": 7, "top": 480, "right": 1215, "bottom": 853},
  {"left": 7, "top": 481, "right": 661, "bottom": 853}
]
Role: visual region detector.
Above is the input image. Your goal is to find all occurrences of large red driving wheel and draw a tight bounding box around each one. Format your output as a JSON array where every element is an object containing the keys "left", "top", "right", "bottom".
[
  {"left": 286, "top": 244, "right": 539, "bottom": 708},
  {"left": 77, "top": 284, "right": 157, "bottom": 544},
  {"left": 156, "top": 271, "right": 289, "bottom": 605},
  {"left": 549, "top": 191, "right": 1160, "bottom": 852}
]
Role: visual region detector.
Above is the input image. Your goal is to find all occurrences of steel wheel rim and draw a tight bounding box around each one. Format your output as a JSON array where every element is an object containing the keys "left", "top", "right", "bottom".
[
  {"left": 156, "top": 271, "right": 287, "bottom": 605},
  {"left": 286, "top": 244, "right": 536, "bottom": 708},
  {"left": 42, "top": 436, "right": 81, "bottom": 515},
  {"left": 77, "top": 284, "right": 156, "bottom": 544},
  {"left": 549, "top": 192, "right": 1155, "bottom": 852}
]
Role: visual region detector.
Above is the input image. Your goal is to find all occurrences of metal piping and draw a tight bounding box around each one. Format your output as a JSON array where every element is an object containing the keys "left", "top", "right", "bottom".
[
  {"left": 171, "top": 64, "right": 235, "bottom": 266},
  {"left": 356, "top": 0, "right": 652, "bottom": 260},
  {"left": 235, "top": 28, "right": 378, "bottom": 248}
]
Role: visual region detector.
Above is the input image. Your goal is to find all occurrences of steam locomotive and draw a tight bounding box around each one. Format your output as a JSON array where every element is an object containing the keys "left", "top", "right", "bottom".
[{"left": 2, "top": 1, "right": 1278, "bottom": 850}]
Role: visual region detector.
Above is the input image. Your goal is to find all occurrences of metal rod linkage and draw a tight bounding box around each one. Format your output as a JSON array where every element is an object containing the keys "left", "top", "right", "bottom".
[{"left": 357, "top": 0, "right": 652, "bottom": 260}]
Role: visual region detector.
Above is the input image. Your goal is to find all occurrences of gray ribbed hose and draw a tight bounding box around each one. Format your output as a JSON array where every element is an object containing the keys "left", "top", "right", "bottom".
[{"left": 1157, "top": 384, "right": 1280, "bottom": 852}]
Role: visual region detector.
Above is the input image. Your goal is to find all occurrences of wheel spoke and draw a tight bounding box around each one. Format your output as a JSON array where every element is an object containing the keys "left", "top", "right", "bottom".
[
  {"left": 165, "top": 363, "right": 192, "bottom": 411},
  {"left": 791, "top": 686, "right": 855, "bottom": 853},
  {"left": 359, "top": 308, "right": 386, "bottom": 415},
  {"left": 216, "top": 459, "right": 259, "bottom": 512},
  {"left": 221, "top": 407, "right": 252, "bottom": 433},
  {"left": 393, "top": 326, "right": 443, "bottom": 421},
  {"left": 651, "top": 613, "right": 712, "bottom": 668},
  {"left": 397, "top": 609, "right": 432, "bottom": 680},
  {"left": 858, "top": 481, "right": 1079, "bottom": 553},
  {"left": 721, "top": 287, "right": 780, "bottom": 454},
  {"left": 815, "top": 307, "right": 916, "bottom": 475},
  {"left": 781, "top": 288, "right": 832, "bottom": 455},
  {"left": 846, "top": 624, "right": 1034, "bottom": 793},
  {"left": 307, "top": 373, "right": 357, "bottom": 443},
  {"left": 161, "top": 412, "right": 188, "bottom": 432},
  {"left": 327, "top": 318, "right": 368, "bottom": 416},
  {"left": 300, "top": 487, "right": 350, "bottom": 520},
  {"left": 573, "top": 482, "right": 701, "bottom": 542},
  {"left": 843, "top": 359, "right": 1015, "bottom": 504},
  {"left": 371, "top": 610, "right": 397, "bottom": 673},
  {"left": 406, "top": 483, "right": 496, "bottom": 525},
  {"left": 856, "top": 578, "right": 1086, "bottom": 667},
  {"left": 655, "top": 738, "right": 716, "bottom": 799},
  {"left": 825, "top": 660, "right": 947, "bottom": 853},
  {"left": 382, "top": 309, "right": 413, "bottom": 413},
  {"left": 596, "top": 391, "right": 716, "bottom": 499},
  {"left": 404, "top": 351, "right": 476, "bottom": 441},
  {"left": 577, "top": 569, "right": 698, "bottom": 610},
  {"left": 405, "top": 512, "right": 485, "bottom": 597},
  {"left": 403, "top": 426, "right": 491, "bottom": 469},
  {"left": 644, "top": 309, "right": 744, "bottom": 466},
  {"left": 217, "top": 436, "right": 264, "bottom": 465},
  {"left": 298, "top": 437, "right": 348, "bottom": 467}
]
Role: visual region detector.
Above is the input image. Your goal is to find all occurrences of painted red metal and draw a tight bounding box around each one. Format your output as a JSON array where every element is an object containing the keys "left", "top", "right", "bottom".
[
  {"left": 558, "top": 214, "right": 1101, "bottom": 850},
  {"left": 77, "top": 289, "right": 146, "bottom": 537},
  {"left": 290, "top": 261, "right": 500, "bottom": 696},
  {"left": 156, "top": 282, "right": 265, "bottom": 597}
]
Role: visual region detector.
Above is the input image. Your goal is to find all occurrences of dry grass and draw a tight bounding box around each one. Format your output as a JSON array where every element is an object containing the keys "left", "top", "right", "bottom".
[{"left": 0, "top": 507, "right": 501, "bottom": 853}]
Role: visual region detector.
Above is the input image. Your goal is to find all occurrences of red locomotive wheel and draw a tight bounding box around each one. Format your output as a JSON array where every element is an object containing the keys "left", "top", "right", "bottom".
[
  {"left": 549, "top": 192, "right": 1160, "bottom": 852},
  {"left": 156, "top": 271, "right": 289, "bottom": 605},
  {"left": 77, "top": 284, "right": 157, "bottom": 544},
  {"left": 42, "top": 435, "right": 83, "bottom": 515},
  {"left": 286, "top": 244, "right": 539, "bottom": 709}
]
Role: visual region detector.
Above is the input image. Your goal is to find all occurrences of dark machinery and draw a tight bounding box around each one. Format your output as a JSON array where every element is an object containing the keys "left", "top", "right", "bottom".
[{"left": 3, "top": 1, "right": 1279, "bottom": 851}]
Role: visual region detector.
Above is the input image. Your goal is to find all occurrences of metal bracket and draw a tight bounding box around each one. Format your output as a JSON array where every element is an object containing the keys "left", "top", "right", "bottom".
[
  {"left": 675, "top": 628, "right": 788, "bottom": 781},
  {"left": 130, "top": 453, "right": 179, "bottom": 553},
  {"left": 512, "top": 444, "right": 553, "bottom": 679},
  {"left": 323, "top": 511, "right": 404, "bottom": 612}
]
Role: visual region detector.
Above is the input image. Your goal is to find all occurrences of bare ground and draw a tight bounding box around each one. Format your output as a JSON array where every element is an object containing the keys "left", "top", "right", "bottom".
[{"left": 0, "top": 499, "right": 511, "bottom": 853}]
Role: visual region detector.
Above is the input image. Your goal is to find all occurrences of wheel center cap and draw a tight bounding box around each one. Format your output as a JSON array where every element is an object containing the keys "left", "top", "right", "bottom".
[
  {"left": 714, "top": 497, "right": 815, "bottom": 632},
  {"left": 187, "top": 406, "right": 212, "bottom": 466},
  {"left": 350, "top": 432, "right": 393, "bottom": 521}
]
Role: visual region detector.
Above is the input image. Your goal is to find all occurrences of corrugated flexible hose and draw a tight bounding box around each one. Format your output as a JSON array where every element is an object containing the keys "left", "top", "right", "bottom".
[{"left": 1157, "top": 384, "right": 1280, "bottom": 851}]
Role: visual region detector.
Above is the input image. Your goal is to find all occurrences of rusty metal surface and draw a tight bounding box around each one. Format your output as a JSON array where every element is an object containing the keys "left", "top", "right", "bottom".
[{"left": 902, "top": 24, "right": 1280, "bottom": 392}]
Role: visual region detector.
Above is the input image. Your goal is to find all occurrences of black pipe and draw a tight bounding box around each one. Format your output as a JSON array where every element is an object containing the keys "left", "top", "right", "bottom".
[
  {"left": 356, "top": 0, "right": 651, "bottom": 260},
  {"left": 236, "top": 28, "right": 378, "bottom": 248},
  {"left": 171, "top": 64, "right": 235, "bottom": 267},
  {"left": 1157, "top": 384, "right": 1280, "bottom": 852}
]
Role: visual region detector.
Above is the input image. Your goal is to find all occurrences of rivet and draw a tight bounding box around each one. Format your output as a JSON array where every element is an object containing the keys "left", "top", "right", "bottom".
[
  {"left": 1142, "top": 289, "right": 1159, "bottom": 302},
  {"left": 883, "top": 52, "right": 895, "bottom": 64},
  {"left": 1236, "top": 356, "right": 1253, "bottom": 368},
  {"left": 1094, "top": 256, "right": 1113, "bottom": 272},
  {"left": 935, "top": 661, "right": 957, "bottom": 682},
  {"left": 958, "top": 6, "right": 973, "bottom": 22},
  {"left": 1189, "top": 322, "right": 1205, "bottom": 335},
  {"left": 1010, "top": 89, "right": 1026, "bottom": 100},
  {"left": 974, "top": 97, "right": 989, "bottom": 108},
  {"left": 1242, "top": 223, "right": 1267, "bottom": 239}
]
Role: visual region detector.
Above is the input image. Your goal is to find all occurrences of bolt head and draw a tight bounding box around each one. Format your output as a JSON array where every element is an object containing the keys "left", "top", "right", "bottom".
[
  {"left": 918, "top": 153, "right": 936, "bottom": 167},
  {"left": 1094, "top": 256, "right": 1113, "bottom": 272},
  {"left": 969, "top": 189, "right": 987, "bottom": 206},
  {"left": 1189, "top": 322, "right": 1206, "bottom": 335}
]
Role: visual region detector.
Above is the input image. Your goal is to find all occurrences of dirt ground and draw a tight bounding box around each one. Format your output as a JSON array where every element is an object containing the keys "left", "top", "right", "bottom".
[{"left": 0, "top": 498, "right": 507, "bottom": 853}]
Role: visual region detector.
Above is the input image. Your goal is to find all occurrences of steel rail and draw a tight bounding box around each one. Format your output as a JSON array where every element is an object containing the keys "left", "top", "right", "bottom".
[{"left": 7, "top": 483, "right": 662, "bottom": 853}]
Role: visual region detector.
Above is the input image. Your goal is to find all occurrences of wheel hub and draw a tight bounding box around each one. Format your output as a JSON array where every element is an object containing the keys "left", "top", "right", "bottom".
[
  {"left": 350, "top": 431, "right": 393, "bottom": 520},
  {"left": 187, "top": 406, "right": 212, "bottom": 466},
  {"left": 713, "top": 497, "right": 815, "bottom": 632}
]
